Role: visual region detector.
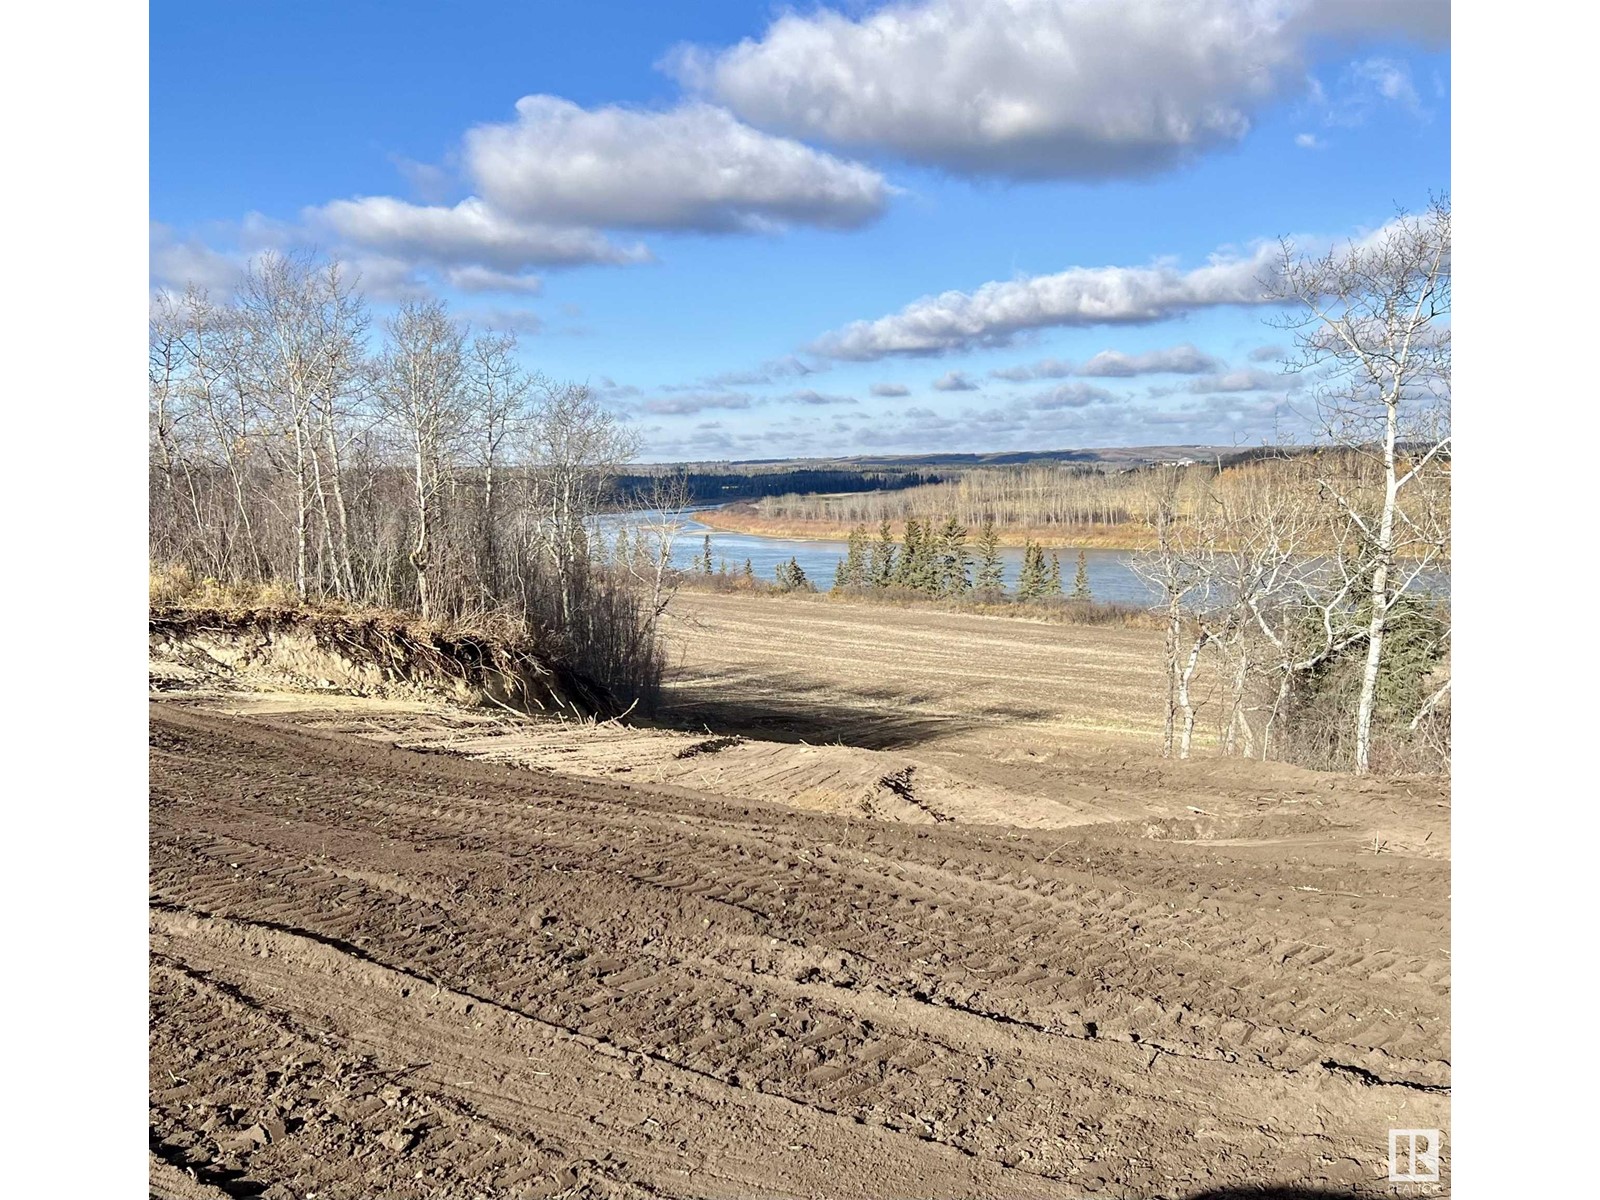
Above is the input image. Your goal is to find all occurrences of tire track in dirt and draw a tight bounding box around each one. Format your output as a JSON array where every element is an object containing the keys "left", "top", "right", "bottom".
[{"left": 151, "top": 702, "right": 1448, "bottom": 1196}]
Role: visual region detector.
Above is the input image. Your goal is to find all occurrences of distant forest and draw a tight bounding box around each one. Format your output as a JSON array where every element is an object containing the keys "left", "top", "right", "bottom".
[{"left": 609, "top": 467, "right": 943, "bottom": 506}]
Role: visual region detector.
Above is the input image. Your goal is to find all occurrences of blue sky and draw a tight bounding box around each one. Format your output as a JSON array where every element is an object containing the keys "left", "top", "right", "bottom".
[{"left": 151, "top": 0, "right": 1450, "bottom": 462}]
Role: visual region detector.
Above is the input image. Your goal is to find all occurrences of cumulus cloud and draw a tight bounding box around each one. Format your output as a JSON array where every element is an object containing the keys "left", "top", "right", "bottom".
[
  {"left": 1078, "top": 343, "right": 1226, "bottom": 377},
  {"left": 1248, "top": 343, "right": 1289, "bottom": 362},
  {"left": 441, "top": 265, "right": 545, "bottom": 295},
  {"left": 1185, "top": 368, "right": 1286, "bottom": 393},
  {"left": 670, "top": 0, "right": 1442, "bottom": 181},
  {"left": 785, "top": 389, "right": 858, "bottom": 406},
  {"left": 811, "top": 243, "right": 1282, "bottom": 360},
  {"left": 1294, "top": 132, "right": 1325, "bottom": 149},
  {"left": 1028, "top": 382, "right": 1120, "bottom": 409},
  {"left": 642, "top": 392, "right": 755, "bottom": 415},
  {"left": 150, "top": 222, "right": 245, "bottom": 293},
  {"left": 464, "top": 96, "right": 889, "bottom": 232},
  {"left": 931, "top": 370, "right": 980, "bottom": 391},
  {"left": 309, "top": 196, "right": 650, "bottom": 273},
  {"left": 870, "top": 382, "right": 911, "bottom": 397}
]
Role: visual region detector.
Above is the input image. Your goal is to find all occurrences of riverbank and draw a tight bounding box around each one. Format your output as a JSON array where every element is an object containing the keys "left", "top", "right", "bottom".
[{"left": 696, "top": 503, "right": 1160, "bottom": 550}]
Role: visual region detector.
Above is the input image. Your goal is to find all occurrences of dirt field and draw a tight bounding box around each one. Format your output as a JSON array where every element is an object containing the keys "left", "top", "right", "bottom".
[{"left": 150, "top": 593, "right": 1449, "bottom": 1198}]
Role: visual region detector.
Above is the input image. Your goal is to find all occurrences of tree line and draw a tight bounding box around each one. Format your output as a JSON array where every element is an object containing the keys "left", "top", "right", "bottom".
[
  {"left": 150, "top": 250, "right": 668, "bottom": 706},
  {"left": 749, "top": 462, "right": 1205, "bottom": 534},
  {"left": 826, "top": 517, "right": 1094, "bottom": 602}
]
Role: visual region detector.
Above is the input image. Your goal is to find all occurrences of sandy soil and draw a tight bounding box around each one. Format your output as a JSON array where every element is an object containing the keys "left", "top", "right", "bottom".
[{"left": 150, "top": 593, "right": 1449, "bottom": 1198}]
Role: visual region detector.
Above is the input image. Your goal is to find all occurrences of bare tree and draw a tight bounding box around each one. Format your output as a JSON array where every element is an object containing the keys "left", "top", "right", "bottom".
[
  {"left": 525, "top": 382, "right": 640, "bottom": 631},
  {"left": 235, "top": 252, "right": 369, "bottom": 601},
  {"left": 462, "top": 330, "right": 539, "bottom": 599},
  {"left": 1133, "top": 466, "right": 1210, "bottom": 758},
  {"left": 376, "top": 300, "right": 466, "bottom": 620},
  {"left": 1270, "top": 198, "right": 1451, "bottom": 772}
]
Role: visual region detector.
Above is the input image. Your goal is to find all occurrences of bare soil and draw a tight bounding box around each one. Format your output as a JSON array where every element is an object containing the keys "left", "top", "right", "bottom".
[{"left": 151, "top": 592, "right": 1449, "bottom": 1198}]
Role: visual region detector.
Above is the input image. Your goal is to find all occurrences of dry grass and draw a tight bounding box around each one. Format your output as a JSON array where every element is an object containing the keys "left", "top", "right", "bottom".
[{"left": 670, "top": 570, "right": 1161, "bottom": 629}]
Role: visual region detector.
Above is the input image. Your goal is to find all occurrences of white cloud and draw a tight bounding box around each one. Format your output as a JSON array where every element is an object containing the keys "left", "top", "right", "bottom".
[
  {"left": 786, "top": 389, "right": 858, "bottom": 406},
  {"left": 309, "top": 196, "right": 650, "bottom": 272},
  {"left": 1294, "top": 132, "right": 1325, "bottom": 149},
  {"left": 1029, "top": 382, "right": 1119, "bottom": 409},
  {"left": 931, "top": 369, "right": 980, "bottom": 391},
  {"left": 676, "top": 1, "right": 1416, "bottom": 180},
  {"left": 149, "top": 222, "right": 244, "bottom": 294},
  {"left": 811, "top": 243, "right": 1283, "bottom": 360},
  {"left": 1185, "top": 368, "right": 1286, "bottom": 393},
  {"left": 870, "top": 382, "right": 912, "bottom": 397},
  {"left": 441, "top": 265, "right": 545, "bottom": 295},
  {"left": 464, "top": 96, "right": 889, "bottom": 232},
  {"left": 1078, "top": 343, "right": 1226, "bottom": 376},
  {"left": 642, "top": 392, "right": 756, "bottom": 415}
]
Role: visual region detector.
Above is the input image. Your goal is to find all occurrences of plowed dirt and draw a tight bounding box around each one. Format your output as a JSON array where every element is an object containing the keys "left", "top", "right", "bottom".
[{"left": 150, "top": 689, "right": 1448, "bottom": 1198}]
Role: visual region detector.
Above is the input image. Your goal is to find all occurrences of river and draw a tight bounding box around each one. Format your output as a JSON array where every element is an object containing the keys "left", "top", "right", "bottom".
[{"left": 604, "top": 508, "right": 1160, "bottom": 605}]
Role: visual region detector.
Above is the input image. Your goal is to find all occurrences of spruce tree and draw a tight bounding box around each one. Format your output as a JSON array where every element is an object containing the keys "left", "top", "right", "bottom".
[
  {"left": 775, "top": 557, "right": 809, "bottom": 592},
  {"left": 894, "top": 518, "right": 922, "bottom": 588},
  {"left": 842, "top": 524, "right": 869, "bottom": 588},
  {"left": 701, "top": 535, "right": 714, "bottom": 576},
  {"left": 936, "top": 515, "right": 971, "bottom": 596},
  {"left": 1071, "top": 549, "right": 1092, "bottom": 601},
  {"left": 1017, "top": 541, "right": 1047, "bottom": 601},
  {"left": 1047, "top": 552, "right": 1064, "bottom": 597},
  {"left": 975, "top": 516, "right": 1003, "bottom": 596},
  {"left": 743, "top": 558, "right": 754, "bottom": 582},
  {"left": 871, "top": 518, "right": 896, "bottom": 587}
]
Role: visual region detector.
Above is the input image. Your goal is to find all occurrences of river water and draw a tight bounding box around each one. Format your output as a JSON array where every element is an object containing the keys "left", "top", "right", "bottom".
[{"left": 604, "top": 509, "right": 1159, "bottom": 605}]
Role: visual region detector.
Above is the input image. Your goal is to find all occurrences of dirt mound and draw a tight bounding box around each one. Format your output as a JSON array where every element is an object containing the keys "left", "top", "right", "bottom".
[{"left": 150, "top": 604, "right": 613, "bottom": 718}]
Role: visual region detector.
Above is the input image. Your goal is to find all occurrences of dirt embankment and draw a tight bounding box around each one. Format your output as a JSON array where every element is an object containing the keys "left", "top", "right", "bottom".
[
  {"left": 151, "top": 704, "right": 1448, "bottom": 1198},
  {"left": 151, "top": 605, "right": 612, "bottom": 718}
]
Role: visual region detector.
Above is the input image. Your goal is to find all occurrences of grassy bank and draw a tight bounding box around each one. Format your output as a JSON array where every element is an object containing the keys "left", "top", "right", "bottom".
[{"left": 670, "top": 570, "right": 1161, "bottom": 628}]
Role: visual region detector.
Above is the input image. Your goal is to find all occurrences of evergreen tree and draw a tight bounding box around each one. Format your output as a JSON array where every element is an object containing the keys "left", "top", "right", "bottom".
[
  {"left": 974, "top": 516, "right": 1004, "bottom": 596},
  {"left": 701, "top": 535, "right": 714, "bottom": 576},
  {"left": 870, "top": 518, "right": 896, "bottom": 587},
  {"left": 743, "top": 558, "right": 754, "bottom": 582},
  {"left": 775, "top": 557, "right": 810, "bottom": 592},
  {"left": 833, "top": 557, "right": 849, "bottom": 590},
  {"left": 936, "top": 515, "right": 972, "bottom": 596},
  {"left": 894, "top": 518, "right": 922, "bottom": 588},
  {"left": 841, "top": 524, "right": 869, "bottom": 588},
  {"left": 1047, "top": 552, "right": 1064, "bottom": 597},
  {"left": 1070, "top": 549, "right": 1092, "bottom": 602},
  {"left": 1017, "top": 541, "right": 1048, "bottom": 601}
]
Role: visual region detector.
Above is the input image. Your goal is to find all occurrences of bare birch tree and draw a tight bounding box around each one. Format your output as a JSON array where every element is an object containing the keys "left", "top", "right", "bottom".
[
  {"left": 376, "top": 300, "right": 466, "bottom": 620},
  {"left": 1270, "top": 198, "right": 1451, "bottom": 772},
  {"left": 463, "top": 330, "right": 539, "bottom": 598}
]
